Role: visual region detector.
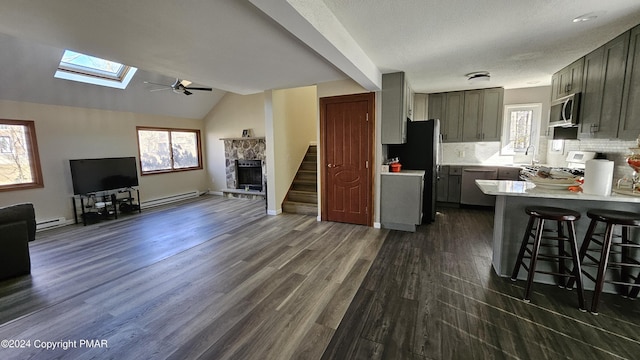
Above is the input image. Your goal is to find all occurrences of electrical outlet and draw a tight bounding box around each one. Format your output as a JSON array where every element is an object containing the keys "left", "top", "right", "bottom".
[{"left": 459, "top": 150, "right": 465, "bottom": 158}]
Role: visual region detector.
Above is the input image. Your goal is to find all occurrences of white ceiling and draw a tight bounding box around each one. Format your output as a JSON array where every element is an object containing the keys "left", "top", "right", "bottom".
[{"left": 0, "top": 0, "right": 640, "bottom": 119}]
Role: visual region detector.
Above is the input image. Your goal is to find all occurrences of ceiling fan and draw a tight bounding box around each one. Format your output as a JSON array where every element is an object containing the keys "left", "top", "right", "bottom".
[{"left": 144, "top": 78, "right": 212, "bottom": 95}]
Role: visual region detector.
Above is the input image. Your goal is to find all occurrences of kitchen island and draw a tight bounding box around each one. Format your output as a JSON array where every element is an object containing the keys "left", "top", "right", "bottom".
[{"left": 476, "top": 179, "right": 640, "bottom": 291}]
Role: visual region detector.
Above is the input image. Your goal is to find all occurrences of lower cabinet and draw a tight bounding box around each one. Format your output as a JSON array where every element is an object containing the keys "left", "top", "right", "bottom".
[
  {"left": 437, "top": 166, "right": 461, "bottom": 203},
  {"left": 381, "top": 172, "right": 424, "bottom": 232}
]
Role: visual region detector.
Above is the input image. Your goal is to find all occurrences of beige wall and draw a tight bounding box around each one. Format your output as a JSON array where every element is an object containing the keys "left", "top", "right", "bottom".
[
  {"left": 271, "top": 86, "right": 318, "bottom": 212},
  {"left": 316, "top": 79, "right": 382, "bottom": 224},
  {"left": 0, "top": 100, "right": 208, "bottom": 223},
  {"left": 504, "top": 85, "right": 552, "bottom": 126},
  {"left": 203, "top": 92, "right": 265, "bottom": 192}
]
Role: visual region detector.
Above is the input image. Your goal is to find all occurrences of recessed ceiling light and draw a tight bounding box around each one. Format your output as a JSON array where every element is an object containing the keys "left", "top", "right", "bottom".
[{"left": 573, "top": 13, "right": 598, "bottom": 23}]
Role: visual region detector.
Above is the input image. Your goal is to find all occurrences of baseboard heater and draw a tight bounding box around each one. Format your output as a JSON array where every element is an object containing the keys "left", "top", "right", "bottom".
[
  {"left": 36, "top": 217, "right": 72, "bottom": 231},
  {"left": 140, "top": 190, "right": 200, "bottom": 209}
]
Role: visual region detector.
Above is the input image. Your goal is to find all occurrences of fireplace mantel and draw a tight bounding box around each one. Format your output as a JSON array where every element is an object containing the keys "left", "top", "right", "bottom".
[{"left": 219, "top": 137, "right": 266, "bottom": 141}]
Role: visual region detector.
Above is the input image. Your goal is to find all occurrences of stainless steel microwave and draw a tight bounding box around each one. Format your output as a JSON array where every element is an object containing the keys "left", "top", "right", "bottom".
[{"left": 549, "top": 93, "right": 580, "bottom": 127}]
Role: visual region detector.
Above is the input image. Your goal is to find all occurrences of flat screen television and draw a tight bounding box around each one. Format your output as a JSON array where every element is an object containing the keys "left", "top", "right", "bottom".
[{"left": 70, "top": 157, "right": 139, "bottom": 195}]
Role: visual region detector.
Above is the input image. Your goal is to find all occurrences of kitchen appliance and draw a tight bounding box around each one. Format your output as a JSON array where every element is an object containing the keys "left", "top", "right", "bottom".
[
  {"left": 386, "top": 119, "right": 440, "bottom": 224},
  {"left": 565, "top": 150, "right": 596, "bottom": 169},
  {"left": 461, "top": 167, "right": 498, "bottom": 206},
  {"left": 549, "top": 93, "right": 581, "bottom": 127}
]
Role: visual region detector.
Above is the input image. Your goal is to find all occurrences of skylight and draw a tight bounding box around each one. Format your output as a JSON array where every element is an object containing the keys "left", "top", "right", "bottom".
[{"left": 54, "top": 50, "right": 137, "bottom": 89}]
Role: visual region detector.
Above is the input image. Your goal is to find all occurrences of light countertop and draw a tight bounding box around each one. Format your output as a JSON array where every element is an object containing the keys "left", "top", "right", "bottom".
[
  {"left": 476, "top": 180, "right": 640, "bottom": 203},
  {"left": 381, "top": 170, "right": 425, "bottom": 177}
]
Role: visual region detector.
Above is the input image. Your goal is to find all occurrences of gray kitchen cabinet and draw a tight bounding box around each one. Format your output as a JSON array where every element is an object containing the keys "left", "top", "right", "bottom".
[
  {"left": 380, "top": 172, "right": 424, "bottom": 232},
  {"left": 579, "top": 31, "right": 629, "bottom": 139},
  {"left": 443, "top": 92, "right": 464, "bottom": 142},
  {"left": 462, "top": 90, "right": 483, "bottom": 141},
  {"left": 497, "top": 167, "right": 521, "bottom": 180},
  {"left": 437, "top": 166, "right": 449, "bottom": 202},
  {"left": 481, "top": 87, "right": 504, "bottom": 141},
  {"left": 382, "top": 72, "right": 412, "bottom": 144},
  {"left": 448, "top": 166, "right": 462, "bottom": 203},
  {"left": 578, "top": 46, "right": 605, "bottom": 138},
  {"left": 552, "top": 58, "right": 584, "bottom": 100},
  {"left": 430, "top": 88, "right": 503, "bottom": 143},
  {"left": 428, "top": 92, "right": 446, "bottom": 122},
  {"left": 437, "top": 165, "right": 461, "bottom": 203},
  {"left": 414, "top": 93, "right": 428, "bottom": 120},
  {"left": 406, "top": 80, "right": 414, "bottom": 121},
  {"left": 620, "top": 25, "right": 640, "bottom": 139}
]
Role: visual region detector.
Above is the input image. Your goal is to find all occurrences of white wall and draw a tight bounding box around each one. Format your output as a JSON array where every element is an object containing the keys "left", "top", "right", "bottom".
[
  {"left": 0, "top": 99, "right": 208, "bottom": 223},
  {"left": 271, "top": 86, "right": 317, "bottom": 212},
  {"left": 203, "top": 92, "right": 265, "bottom": 192}
]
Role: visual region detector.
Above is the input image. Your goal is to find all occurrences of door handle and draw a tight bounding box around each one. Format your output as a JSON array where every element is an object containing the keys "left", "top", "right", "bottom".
[{"left": 327, "top": 164, "right": 342, "bottom": 168}]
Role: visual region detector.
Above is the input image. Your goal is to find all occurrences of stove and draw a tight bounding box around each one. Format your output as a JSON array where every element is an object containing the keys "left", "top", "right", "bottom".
[{"left": 519, "top": 151, "right": 596, "bottom": 179}]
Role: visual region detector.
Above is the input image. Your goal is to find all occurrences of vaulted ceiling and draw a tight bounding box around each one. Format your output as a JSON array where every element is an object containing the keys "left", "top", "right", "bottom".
[{"left": 1, "top": 0, "right": 640, "bottom": 119}]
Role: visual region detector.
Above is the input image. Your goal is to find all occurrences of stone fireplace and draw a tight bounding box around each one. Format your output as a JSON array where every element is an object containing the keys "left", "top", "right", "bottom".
[{"left": 222, "top": 137, "right": 266, "bottom": 195}]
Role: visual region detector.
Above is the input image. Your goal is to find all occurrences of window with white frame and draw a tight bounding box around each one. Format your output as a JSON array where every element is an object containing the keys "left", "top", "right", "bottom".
[
  {"left": 501, "top": 103, "right": 542, "bottom": 155},
  {"left": 54, "top": 50, "right": 137, "bottom": 89}
]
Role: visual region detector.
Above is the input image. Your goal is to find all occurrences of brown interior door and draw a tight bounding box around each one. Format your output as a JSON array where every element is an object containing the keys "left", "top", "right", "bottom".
[{"left": 320, "top": 93, "right": 374, "bottom": 226}]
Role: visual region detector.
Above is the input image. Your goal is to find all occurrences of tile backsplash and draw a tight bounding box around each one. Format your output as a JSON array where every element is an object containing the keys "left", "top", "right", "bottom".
[
  {"left": 548, "top": 138, "right": 637, "bottom": 181},
  {"left": 441, "top": 137, "right": 638, "bottom": 182}
]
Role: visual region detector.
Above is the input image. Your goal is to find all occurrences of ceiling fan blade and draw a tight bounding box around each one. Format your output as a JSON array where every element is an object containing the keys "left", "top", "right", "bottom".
[
  {"left": 183, "top": 90, "right": 193, "bottom": 96},
  {"left": 184, "top": 87, "right": 212, "bottom": 91},
  {"left": 150, "top": 87, "right": 171, "bottom": 92},
  {"left": 144, "top": 81, "right": 170, "bottom": 87},
  {"left": 180, "top": 80, "right": 193, "bottom": 87}
]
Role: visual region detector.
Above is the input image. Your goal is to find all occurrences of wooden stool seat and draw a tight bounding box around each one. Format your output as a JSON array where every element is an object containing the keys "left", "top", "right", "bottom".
[
  {"left": 511, "top": 206, "right": 585, "bottom": 310},
  {"left": 568, "top": 209, "right": 640, "bottom": 314},
  {"left": 526, "top": 206, "right": 581, "bottom": 222},
  {"left": 587, "top": 209, "right": 640, "bottom": 227}
]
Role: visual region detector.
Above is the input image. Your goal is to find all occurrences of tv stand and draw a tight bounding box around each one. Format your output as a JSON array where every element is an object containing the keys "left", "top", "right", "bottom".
[{"left": 72, "top": 188, "right": 141, "bottom": 226}]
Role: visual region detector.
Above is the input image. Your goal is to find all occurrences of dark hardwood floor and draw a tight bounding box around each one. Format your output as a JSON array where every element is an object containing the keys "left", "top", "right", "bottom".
[{"left": 0, "top": 195, "right": 639, "bottom": 359}]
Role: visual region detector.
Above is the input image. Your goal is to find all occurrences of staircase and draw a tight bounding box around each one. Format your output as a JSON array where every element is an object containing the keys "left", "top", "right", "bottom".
[{"left": 282, "top": 145, "right": 318, "bottom": 216}]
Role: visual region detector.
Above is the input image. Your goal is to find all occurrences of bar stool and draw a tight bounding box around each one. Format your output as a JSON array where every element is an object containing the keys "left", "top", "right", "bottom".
[
  {"left": 567, "top": 209, "right": 640, "bottom": 314},
  {"left": 511, "top": 206, "right": 585, "bottom": 310}
]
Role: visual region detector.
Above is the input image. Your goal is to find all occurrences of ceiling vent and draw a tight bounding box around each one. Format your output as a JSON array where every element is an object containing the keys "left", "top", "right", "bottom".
[{"left": 466, "top": 71, "right": 490, "bottom": 84}]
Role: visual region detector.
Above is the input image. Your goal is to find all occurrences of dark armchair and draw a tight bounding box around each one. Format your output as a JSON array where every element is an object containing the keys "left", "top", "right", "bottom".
[{"left": 0, "top": 203, "right": 35, "bottom": 281}]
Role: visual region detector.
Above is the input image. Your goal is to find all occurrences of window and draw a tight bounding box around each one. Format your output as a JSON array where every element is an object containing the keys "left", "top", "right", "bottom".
[
  {"left": 54, "top": 50, "right": 137, "bottom": 89},
  {"left": 501, "top": 103, "right": 542, "bottom": 155},
  {"left": 0, "top": 120, "right": 44, "bottom": 191},
  {"left": 137, "top": 127, "right": 202, "bottom": 175}
]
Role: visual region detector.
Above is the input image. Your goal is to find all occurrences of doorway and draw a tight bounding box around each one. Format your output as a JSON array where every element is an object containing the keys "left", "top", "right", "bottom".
[{"left": 320, "top": 92, "right": 375, "bottom": 226}]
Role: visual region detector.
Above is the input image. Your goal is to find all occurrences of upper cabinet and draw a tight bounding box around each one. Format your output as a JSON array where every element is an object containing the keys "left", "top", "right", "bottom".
[
  {"left": 444, "top": 91, "right": 465, "bottom": 142},
  {"left": 579, "top": 32, "right": 629, "bottom": 139},
  {"left": 413, "top": 93, "right": 428, "bottom": 120},
  {"left": 481, "top": 88, "right": 505, "bottom": 141},
  {"left": 620, "top": 26, "right": 640, "bottom": 139},
  {"left": 462, "top": 90, "right": 482, "bottom": 141},
  {"left": 552, "top": 58, "right": 584, "bottom": 101},
  {"left": 428, "top": 88, "right": 503, "bottom": 143},
  {"left": 382, "top": 72, "right": 413, "bottom": 144}
]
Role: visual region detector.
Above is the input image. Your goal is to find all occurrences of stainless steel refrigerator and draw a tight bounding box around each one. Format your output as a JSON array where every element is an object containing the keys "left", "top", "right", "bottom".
[{"left": 387, "top": 119, "right": 441, "bottom": 224}]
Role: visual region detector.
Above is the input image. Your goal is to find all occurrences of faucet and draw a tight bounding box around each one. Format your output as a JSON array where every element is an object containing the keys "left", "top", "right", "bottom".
[{"left": 525, "top": 145, "right": 538, "bottom": 165}]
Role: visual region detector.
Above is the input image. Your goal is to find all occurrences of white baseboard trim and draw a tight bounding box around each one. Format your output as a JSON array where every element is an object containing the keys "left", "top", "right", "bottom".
[
  {"left": 373, "top": 222, "right": 381, "bottom": 229},
  {"left": 267, "top": 208, "right": 282, "bottom": 216},
  {"left": 36, "top": 217, "right": 74, "bottom": 231},
  {"left": 317, "top": 215, "right": 321, "bottom": 222},
  {"left": 208, "top": 190, "right": 224, "bottom": 196}
]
